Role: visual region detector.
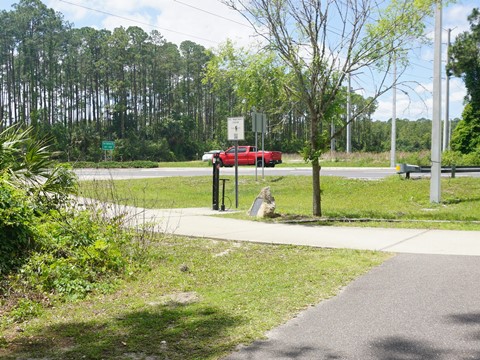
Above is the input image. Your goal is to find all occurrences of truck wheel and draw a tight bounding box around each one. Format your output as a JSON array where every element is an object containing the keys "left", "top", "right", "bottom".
[{"left": 257, "top": 159, "right": 263, "bottom": 167}]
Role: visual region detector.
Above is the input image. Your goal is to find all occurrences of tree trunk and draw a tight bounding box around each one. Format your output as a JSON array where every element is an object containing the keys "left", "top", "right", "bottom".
[
  {"left": 310, "top": 111, "right": 322, "bottom": 216},
  {"left": 312, "top": 159, "right": 321, "bottom": 216}
]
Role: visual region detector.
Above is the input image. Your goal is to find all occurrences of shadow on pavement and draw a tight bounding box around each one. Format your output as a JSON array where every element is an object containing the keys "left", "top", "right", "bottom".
[{"left": 370, "top": 336, "right": 446, "bottom": 359}]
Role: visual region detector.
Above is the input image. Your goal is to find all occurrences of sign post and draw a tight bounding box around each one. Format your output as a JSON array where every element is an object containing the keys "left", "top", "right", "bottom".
[
  {"left": 251, "top": 111, "right": 267, "bottom": 180},
  {"left": 101, "top": 141, "right": 115, "bottom": 161},
  {"left": 228, "top": 117, "right": 244, "bottom": 208}
]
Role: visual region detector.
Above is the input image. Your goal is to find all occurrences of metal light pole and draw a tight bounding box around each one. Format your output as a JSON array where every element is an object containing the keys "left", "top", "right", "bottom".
[
  {"left": 443, "top": 28, "right": 451, "bottom": 151},
  {"left": 430, "top": 2, "right": 442, "bottom": 203}
]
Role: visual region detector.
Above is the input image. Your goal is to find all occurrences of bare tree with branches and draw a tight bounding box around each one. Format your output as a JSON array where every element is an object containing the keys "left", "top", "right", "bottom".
[{"left": 224, "top": 0, "right": 440, "bottom": 216}]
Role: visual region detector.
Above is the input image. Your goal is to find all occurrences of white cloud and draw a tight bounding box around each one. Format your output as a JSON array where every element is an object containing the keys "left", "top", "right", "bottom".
[
  {"left": 150, "top": 0, "right": 257, "bottom": 48},
  {"left": 44, "top": 0, "right": 256, "bottom": 48},
  {"left": 444, "top": 3, "right": 475, "bottom": 36}
]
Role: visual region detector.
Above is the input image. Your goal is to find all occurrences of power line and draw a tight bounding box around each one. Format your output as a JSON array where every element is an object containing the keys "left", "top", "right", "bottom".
[
  {"left": 409, "top": 61, "right": 433, "bottom": 71},
  {"left": 173, "top": 0, "right": 251, "bottom": 28},
  {"left": 58, "top": 0, "right": 219, "bottom": 44}
]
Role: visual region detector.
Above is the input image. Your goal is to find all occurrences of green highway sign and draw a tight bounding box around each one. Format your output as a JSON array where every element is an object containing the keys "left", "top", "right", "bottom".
[{"left": 101, "top": 141, "right": 115, "bottom": 150}]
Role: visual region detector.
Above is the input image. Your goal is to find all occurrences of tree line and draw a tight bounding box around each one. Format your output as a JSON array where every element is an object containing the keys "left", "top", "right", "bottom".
[
  {"left": 0, "top": 0, "right": 460, "bottom": 162},
  {"left": 448, "top": 7, "right": 480, "bottom": 155}
]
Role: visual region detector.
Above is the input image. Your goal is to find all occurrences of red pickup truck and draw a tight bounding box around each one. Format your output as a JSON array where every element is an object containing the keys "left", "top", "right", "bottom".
[{"left": 217, "top": 146, "right": 282, "bottom": 167}]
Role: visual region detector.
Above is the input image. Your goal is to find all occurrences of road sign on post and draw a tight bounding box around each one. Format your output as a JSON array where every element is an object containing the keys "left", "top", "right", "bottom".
[
  {"left": 228, "top": 117, "right": 245, "bottom": 141},
  {"left": 251, "top": 111, "right": 267, "bottom": 180},
  {"left": 251, "top": 112, "right": 267, "bottom": 133},
  {"left": 101, "top": 141, "right": 115, "bottom": 150},
  {"left": 101, "top": 141, "right": 115, "bottom": 161},
  {"left": 227, "top": 117, "right": 244, "bottom": 208}
]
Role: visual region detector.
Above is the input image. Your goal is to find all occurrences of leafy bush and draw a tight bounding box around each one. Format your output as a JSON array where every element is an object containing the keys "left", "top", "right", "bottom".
[
  {"left": 443, "top": 150, "right": 480, "bottom": 166},
  {"left": 0, "top": 179, "right": 36, "bottom": 275},
  {"left": 450, "top": 103, "right": 480, "bottom": 154},
  {"left": 15, "top": 210, "right": 133, "bottom": 299},
  {"left": 8, "top": 298, "right": 44, "bottom": 323},
  {"left": 114, "top": 137, "right": 176, "bottom": 162}
]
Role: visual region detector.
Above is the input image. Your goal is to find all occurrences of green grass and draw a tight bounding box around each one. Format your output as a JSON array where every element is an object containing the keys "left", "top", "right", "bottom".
[
  {"left": 158, "top": 160, "right": 209, "bottom": 167},
  {"left": 72, "top": 160, "right": 160, "bottom": 169},
  {"left": 79, "top": 175, "right": 480, "bottom": 230},
  {"left": 0, "top": 236, "right": 389, "bottom": 360}
]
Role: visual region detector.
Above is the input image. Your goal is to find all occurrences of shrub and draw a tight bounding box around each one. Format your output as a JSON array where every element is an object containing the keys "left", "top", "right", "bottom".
[
  {"left": 0, "top": 178, "right": 36, "bottom": 275},
  {"left": 443, "top": 150, "right": 480, "bottom": 166},
  {"left": 17, "top": 210, "right": 133, "bottom": 299},
  {"left": 0, "top": 124, "right": 141, "bottom": 325},
  {"left": 450, "top": 103, "right": 480, "bottom": 154}
]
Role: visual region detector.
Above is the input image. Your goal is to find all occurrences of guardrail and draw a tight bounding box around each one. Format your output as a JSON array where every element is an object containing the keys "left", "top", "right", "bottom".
[{"left": 396, "top": 163, "right": 480, "bottom": 179}]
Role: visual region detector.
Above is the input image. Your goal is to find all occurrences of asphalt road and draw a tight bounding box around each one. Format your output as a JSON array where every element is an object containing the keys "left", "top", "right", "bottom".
[
  {"left": 224, "top": 253, "right": 480, "bottom": 360},
  {"left": 75, "top": 166, "right": 397, "bottom": 181}
]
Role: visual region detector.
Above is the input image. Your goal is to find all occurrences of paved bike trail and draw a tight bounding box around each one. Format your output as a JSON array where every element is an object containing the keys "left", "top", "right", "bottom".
[{"left": 223, "top": 253, "right": 480, "bottom": 359}]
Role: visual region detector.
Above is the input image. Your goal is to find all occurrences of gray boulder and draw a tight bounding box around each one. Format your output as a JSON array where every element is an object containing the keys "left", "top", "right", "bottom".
[{"left": 248, "top": 186, "right": 276, "bottom": 218}]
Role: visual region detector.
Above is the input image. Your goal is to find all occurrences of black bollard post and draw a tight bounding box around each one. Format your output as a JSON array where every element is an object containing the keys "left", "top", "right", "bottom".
[{"left": 212, "top": 153, "right": 220, "bottom": 210}]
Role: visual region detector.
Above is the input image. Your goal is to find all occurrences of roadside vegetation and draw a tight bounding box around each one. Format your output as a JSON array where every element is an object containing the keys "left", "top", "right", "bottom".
[
  {"left": 0, "top": 125, "right": 149, "bottom": 355},
  {"left": 4, "top": 143, "right": 479, "bottom": 360}
]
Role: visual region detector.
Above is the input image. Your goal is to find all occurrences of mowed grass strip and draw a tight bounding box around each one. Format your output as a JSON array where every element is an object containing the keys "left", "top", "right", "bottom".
[
  {"left": 79, "top": 175, "right": 480, "bottom": 229},
  {"left": 0, "top": 237, "right": 390, "bottom": 360}
]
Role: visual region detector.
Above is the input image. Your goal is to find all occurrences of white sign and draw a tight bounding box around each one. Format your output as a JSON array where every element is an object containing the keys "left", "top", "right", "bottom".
[{"left": 228, "top": 117, "right": 245, "bottom": 141}]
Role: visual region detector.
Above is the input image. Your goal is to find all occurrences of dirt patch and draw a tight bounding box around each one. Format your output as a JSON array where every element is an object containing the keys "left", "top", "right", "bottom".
[
  {"left": 147, "top": 292, "right": 200, "bottom": 307},
  {"left": 122, "top": 352, "right": 161, "bottom": 360}
]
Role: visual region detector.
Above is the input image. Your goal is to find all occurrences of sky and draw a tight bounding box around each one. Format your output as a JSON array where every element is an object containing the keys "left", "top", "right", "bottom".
[{"left": 1, "top": 0, "right": 477, "bottom": 122}]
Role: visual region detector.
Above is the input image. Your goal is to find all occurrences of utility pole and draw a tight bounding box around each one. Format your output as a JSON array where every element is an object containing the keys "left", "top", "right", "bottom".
[
  {"left": 390, "top": 55, "right": 397, "bottom": 168},
  {"left": 443, "top": 28, "right": 451, "bottom": 151},
  {"left": 430, "top": 2, "right": 442, "bottom": 203},
  {"left": 346, "top": 72, "right": 352, "bottom": 153}
]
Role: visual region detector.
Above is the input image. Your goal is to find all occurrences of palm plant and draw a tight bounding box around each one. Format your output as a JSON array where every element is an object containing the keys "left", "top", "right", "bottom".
[{"left": 0, "top": 123, "right": 77, "bottom": 209}]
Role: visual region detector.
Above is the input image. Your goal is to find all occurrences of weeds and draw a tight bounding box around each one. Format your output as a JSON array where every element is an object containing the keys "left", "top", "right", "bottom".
[{"left": 1, "top": 175, "right": 165, "bottom": 327}]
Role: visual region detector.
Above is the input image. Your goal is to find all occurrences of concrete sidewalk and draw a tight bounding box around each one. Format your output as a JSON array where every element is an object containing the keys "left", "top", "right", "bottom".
[{"left": 122, "top": 206, "right": 480, "bottom": 256}]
